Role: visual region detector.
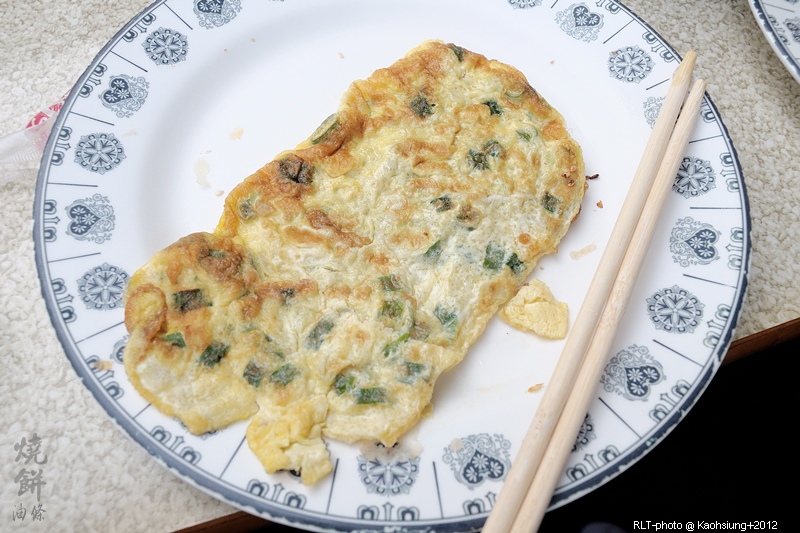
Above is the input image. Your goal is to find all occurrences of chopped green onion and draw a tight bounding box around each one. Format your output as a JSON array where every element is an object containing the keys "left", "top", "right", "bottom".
[
  {"left": 278, "top": 156, "right": 314, "bottom": 185},
  {"left": 383, "top": 331, "right": 410, "bottom": 357},
  {"left": 310, "top": 113, "right": 339, "bottom": 145},
  {"left": 431, "top": 195, "right": 453, "bottom": 212},
  {"left": 483, "top": 243, "right": 506, "bottom": 271},
  {"left": 173, "top": 289, "right": 206, "bottom": 313},
  {"left": 506, "top": 252, "right": 525, "bottom": 275},
  {"left": 541, "top": 192, "right": 562, "bottom": 214},
  {"left": 380, "top": 299, "right": 404, "bottom": 319},
  {"left": 334, "top": 373, "right": 356, "bottom": 395},
  {"left": 356, "top": 387, "right": 387, "bottom": 404},
  {"left": 468, "top": 140, "right": 504, "bottom": 171},
  {"left": 198, "top": 342, "right": 229, "bottom": 367},
  {"left": 269, "top": 364, "right": 299, "bottom": 386},
  {"left": 468, "top": 148, "right": 489, "bottom": 171},
  {"left": 243, "top": 360, "right": 266, "bottom": 387},
  {"left": 379, "top": 274, "right": 403, "bottom": 292},
  {"left": 238, "top": 199, "right": 255, "bottom": 220},
  {"left": 484, "top": 139, "right": 504, "bottom": 158},
  {"left": 423, "top": 240, "right": 443, "bottom": 261},
  {"left": 434, "top": 304, "right": 458, "bottom": 334},
  {"left": 448, "top": 44, "right": 465, "bottom": 62},
  {"left": 404, "top": 361, "right": 426, "bottom": 378},
  {"left": 161, "top": 332, "right": 185, "bottom": 348},
  {"left": 306, "top": 318, "right": 334, "bottom": 350},
  {"left": 483, "top": 100, "right": 503, "bottom": 115},
  {"left": 409, "top": 95, "right": 435, "bottom": 118},
  {"left": 517, "top": 130, "right": 532, "bottom": 141}
]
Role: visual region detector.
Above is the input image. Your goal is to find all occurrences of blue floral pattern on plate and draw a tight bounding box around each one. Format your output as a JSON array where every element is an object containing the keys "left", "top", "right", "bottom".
[
  {"left": 194, "top": 0, "right": 242, "bottom": 28},
  {"left": 608, "top": 45, "right": 654, "bottom": 83},
  {"left": 74, "top": 133, "right": 126, "bottom": 174},
  {"left": 646, "top": 285, "right": 704, "bottom": 334},
  {"left": 66, "top": 194, "right": 115, "bottom": 243},
  {"left": 556, "top": 3, "right": 604, "bottom": 42},
  {"left": 670, "top": 217, "right": 720, "bottom": 267},
  {"left": 77, "top": 263, "right": 129, "bottom": 311},
  {"left": 602, "top": 345, "right": 665, "bottom": 400},
  {"left": 443, "top": 434, "right": 512, "bottom": 488},
  {"left": 100, "top": 75, "right": 149, "bottom": 118},
  {"left": 143, "top": 27, "right": 189, "bottom": 65}
]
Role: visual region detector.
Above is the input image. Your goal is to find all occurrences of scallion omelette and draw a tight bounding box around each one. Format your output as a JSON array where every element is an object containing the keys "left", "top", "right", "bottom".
[{"left": 123, "top": 40, "right": 586, "bottom": 484}]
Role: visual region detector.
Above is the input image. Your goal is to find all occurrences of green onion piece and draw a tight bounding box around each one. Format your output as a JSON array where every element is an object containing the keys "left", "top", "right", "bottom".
[
  {"left": 409, "top": 95, "right": 435, "bottom": 118},
  {"left": 243, "top": 360, "right": 266, "bottom": 387},
  {"left": 434, "top": 305, "right": 458, "bottom": 334},
  {"left": 238, "top": 199, "right": 255, "bottom": 220},
  {"left": 506, "top": 253, "right": 525, "bottom": 275},
  {"left": 305, "top": 318, "right": 335, "bottom": 350},
  {"left": 278, "top": 156, "right": 314, "bottom": 185},
  {"left": 334, "top": 373, "right": 356, "bottom": 395},
  {"left": 542, "top": 192, "right": 562, "bottom": 214},
  {"left": 356, "top": 387, "right": 387, "bottom": 404},
  {"left": 483, "top": 100, "right": 503, "bottom": 115},
  {"left": 483, "top": 243, "right": 506, "bottom": 270},
  {"left": 517, "top": 130, "right": 533, "bottom": 141},
  {"left": 484, "top": 139, "right": 504, "bottom": 158},
  {"left": 398, "top": 360, "right": 428, "bottom": 385},
  {"left": 405, "top": 361, "right": 426, "bottom": 377},
  {"left": 310, "top": 113, "right": 339, "bottom": 145},
  {"left": 269, "top": 364, "right": 299, "bottom": 386},
  {"left": 431, "top": 195, "right": 453, "bottom": 212},
  {"left": 423, "top": 240, "right": 443, "bottom": 261},
  {"left": 383, "top": 331, "right": 410, "bottom": 357},
  {"left": 448, "top": 44, "right": 465, "bottom": 62},
  {"left": 380, "top": 299, "right": 404, "bottom": 319},
  {"left": 198, "top": 342, "right": 229, "bottom": 367},
  {"left": 161, "top": 332, "right": 185, "bottom": 348},
  {"left": 379, "top": 274, "right": 403, "bottom": 292},
  {"left": 173, "top": 289, "right": 206, "bottom": 313},
  {"left": 468, "top": 148, "right": 489, "bottom": 171}
]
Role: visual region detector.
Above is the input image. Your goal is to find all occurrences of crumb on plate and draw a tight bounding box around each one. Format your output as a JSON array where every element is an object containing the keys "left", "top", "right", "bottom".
[
  {"left": 229, "top": 126, "right": 244, "bottom": 140},
  {"left": 500, "top": 279, "right": 568, "bottom": 339},
  {"left": 570, "top": 242, "right": 597, "bottom": 260}
]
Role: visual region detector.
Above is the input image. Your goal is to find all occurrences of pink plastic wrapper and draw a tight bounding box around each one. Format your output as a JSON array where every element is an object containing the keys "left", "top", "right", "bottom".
[{"left": 0, "top": 92, "right": 69, "bottom": 185}]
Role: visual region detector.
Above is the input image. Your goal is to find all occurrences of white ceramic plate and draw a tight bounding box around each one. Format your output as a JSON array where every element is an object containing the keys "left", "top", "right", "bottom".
[
  {"left": 749, "top": 0, "right": 800, "bottom": 83},
  {"left": 33, "top": 1, "right": 750, "bottom": 531}
]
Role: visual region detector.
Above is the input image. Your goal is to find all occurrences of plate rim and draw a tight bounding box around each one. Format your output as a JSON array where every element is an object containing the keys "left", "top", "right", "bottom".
[
  {"left": 748, "top": 0, "right": 800, "bottom": 84},
  {"left": 31, "top": 0, "right": 753, "bottom": 531}
]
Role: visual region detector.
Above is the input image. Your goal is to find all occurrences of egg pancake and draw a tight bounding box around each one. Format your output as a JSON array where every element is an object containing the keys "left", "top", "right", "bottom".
[{"left": 123, "top": 40, "right": 585, "bottom": 485}]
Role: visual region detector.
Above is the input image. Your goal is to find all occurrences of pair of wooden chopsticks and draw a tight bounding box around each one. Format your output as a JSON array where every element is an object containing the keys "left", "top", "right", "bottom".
[{"left": 483, "top": 53, "right": 705, "bottom": 533}]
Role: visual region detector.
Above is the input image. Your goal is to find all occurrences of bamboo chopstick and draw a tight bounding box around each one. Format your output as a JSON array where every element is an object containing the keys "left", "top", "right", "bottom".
[
  {"left": 482, "top": 51, "right": 698, "bottom": 533},
  {"left": 510, "top": 78, "right": 707, "bottom": 533}
]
